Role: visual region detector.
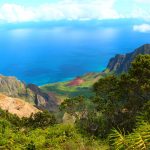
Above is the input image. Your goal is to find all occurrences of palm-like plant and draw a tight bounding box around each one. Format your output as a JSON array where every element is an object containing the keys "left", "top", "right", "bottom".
[
  {"left": 109, "top": 128, "right": 127, "bottom": 150},
  {"left": 109, "top": 122, "right": 150, "bottom": 150},
  {"left": 126, "top": 122, "right": 150, "bottom": 150}
]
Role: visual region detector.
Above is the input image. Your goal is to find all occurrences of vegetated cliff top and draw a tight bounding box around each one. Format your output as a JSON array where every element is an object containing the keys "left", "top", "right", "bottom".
[{"left": 106, "top": 44, "right": 150, "bottom": 74}]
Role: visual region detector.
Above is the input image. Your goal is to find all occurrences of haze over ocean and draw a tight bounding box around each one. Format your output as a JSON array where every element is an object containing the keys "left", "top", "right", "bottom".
[
  {"left": 0, "top": 20, "right": 149, "bottom": 85},
  {"left": 0, "top": 0, "right": 150, "bottom": 85}
]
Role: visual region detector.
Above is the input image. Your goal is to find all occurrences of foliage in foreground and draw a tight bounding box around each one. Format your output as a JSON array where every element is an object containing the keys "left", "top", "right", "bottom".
[
  {"left": 0, "top": 109, "right": 108, "bottom": 150},
  {"left": 109, "top": 121, "right": 150, "bottom": 150}
]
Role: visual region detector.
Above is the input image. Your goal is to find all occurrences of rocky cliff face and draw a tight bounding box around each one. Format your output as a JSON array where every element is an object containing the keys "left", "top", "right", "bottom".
[
  {"left": 106, "top": 44, "right": 150, "bottom": 74},
  {"left": 0, "top": 75, "right": 58, "bottom": 112},
  {"left": 0, "top": 75, "right": 35, "bottom": 103},
  {"left": 27, "top": 84, "right": 58, "bottom": 112}
]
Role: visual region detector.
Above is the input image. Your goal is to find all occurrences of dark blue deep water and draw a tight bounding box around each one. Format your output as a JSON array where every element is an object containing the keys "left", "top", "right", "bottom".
[{"left": 0, "top": 20, "right": 150, "bottom": 85}]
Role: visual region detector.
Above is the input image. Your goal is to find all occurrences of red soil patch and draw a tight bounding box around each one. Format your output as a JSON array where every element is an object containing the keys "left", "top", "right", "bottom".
[{"left": 67, "top": 77, "right": 85, "bottom": 86}]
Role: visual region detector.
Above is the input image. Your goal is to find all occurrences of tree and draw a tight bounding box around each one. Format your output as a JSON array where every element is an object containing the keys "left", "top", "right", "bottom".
[
  {"left": 92, "top": 54, "right": 150, "bottom": 133},
  {"left": 126, "top": 54, "right": 150, "bottom": 109},
  {"left": 24, "top": 111, "right": 56, "bottom": 129},
  {"left": 60, "top": 96, "right": 87, "bottom": 119}
]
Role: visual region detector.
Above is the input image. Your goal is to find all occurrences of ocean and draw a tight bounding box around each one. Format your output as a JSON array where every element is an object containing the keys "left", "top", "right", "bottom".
[{"left": 0, "top": 19, "right": 150, "bottom": 85}]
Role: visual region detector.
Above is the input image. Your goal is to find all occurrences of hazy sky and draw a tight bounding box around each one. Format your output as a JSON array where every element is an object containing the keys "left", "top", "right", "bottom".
[{"left": 0, "top": 0, "right": 150, "bottom": 23}]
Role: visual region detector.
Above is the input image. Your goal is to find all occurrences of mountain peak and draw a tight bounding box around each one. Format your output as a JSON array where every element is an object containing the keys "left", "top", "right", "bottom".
[
  {"left": 106, "top": 44, "right": 150, "bottom": 74},
  {"left": 134, "top": 44, "right": 150, "bottom": 54}
]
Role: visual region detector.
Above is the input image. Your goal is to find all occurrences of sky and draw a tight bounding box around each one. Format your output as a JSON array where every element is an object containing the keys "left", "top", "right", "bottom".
[{"left": 0, "top": 0, "right": 150, "bottom": 23}]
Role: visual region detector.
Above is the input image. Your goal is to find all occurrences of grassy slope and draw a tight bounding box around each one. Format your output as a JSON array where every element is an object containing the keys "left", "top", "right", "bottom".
[{"left": 41, "top": 72, "right": 107, "bottom": 102}]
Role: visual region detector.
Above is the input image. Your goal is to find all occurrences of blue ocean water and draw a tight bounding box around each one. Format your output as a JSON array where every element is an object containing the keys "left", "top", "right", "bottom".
[{"left": 0, "top": 20, "right": 150, "bottom": 85}]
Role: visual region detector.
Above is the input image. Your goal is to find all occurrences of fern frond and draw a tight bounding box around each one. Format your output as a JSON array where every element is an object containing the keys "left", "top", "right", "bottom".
[
  {"left": 109, "top": 122, "right": 150, "bottom": 150},
  {"left": 109, "top": 128, "right": 127, "bottom": 150},
  {"left": 126, "top": 122, "right": 150, "bottom": 150}
]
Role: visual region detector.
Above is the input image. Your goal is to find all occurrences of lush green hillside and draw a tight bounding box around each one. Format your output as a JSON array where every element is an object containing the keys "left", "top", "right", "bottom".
[{"left": 41, "top": 72, "right": 107, "bottom": 101}]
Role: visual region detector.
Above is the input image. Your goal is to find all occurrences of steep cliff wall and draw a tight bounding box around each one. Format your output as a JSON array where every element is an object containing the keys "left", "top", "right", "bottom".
[{"left": 106, "top": 44, "right": 150, "bottom": 74}]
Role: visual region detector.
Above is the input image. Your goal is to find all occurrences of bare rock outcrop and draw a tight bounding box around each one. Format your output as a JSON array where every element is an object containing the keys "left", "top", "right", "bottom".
[
  {"left": 0, "top": 93, "right": 39, "bottom": 118},
  {"left": 27, "top": 84, "right": 58, "bottom": 111}
]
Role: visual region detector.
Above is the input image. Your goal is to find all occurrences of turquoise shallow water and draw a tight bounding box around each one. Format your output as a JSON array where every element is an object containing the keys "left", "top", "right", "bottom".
[{"left": 0, "top": 20, "right": 150, "bottom": 85}]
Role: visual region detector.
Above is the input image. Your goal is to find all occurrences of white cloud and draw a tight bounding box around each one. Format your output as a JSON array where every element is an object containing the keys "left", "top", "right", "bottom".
[
  {"left": 0, "top": 4, "right": 37, "bottom": 22},
  {"left": 1, "top": 0, "right": 149, "bottom": 23},
  {"left": 133, "top": 24, "right": 150, "bottom": 32},
  {"left": 0, "top": 0, "right": 120, "bottom": 23},
  {"left": 135, "top": 0, "right": 150, "bottom": 3},
  {"left": 131, "top": 7, "right": 150, "bottom": 21}
]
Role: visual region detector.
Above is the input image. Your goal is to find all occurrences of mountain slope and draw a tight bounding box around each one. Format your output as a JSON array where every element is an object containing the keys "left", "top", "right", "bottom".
[
  {"left": 0, "top": 93, "right": 39, "bottom": 118},
  {"left": 106, "top": 44, "right": 150, "bottom": 74},
  {"left": 27, "top": 84, "right": 58, "bottom": 111},
  {"left": 0, "top": 75, "right": 58, "bottom": 111},
  {"left": 0, "top": 75, "right": 34, "bottom": 103},
  {"left": 41, "top": 72, "right": 106, "bottom": 101}
]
